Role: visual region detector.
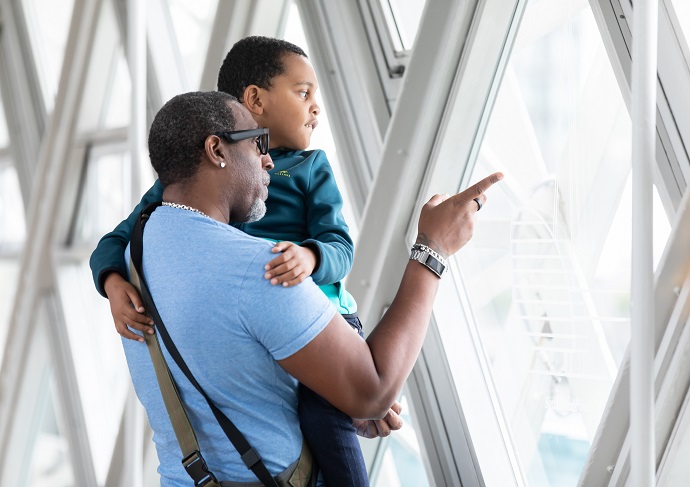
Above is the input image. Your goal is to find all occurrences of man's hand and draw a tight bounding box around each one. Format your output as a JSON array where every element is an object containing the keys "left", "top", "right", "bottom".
[
  {"left": 416, "top": 172, "right": 504, "bottom": 258},
  {"left": 103, "top": 272, "right": 154, "bottom": 342},
  {"left": 264, "top": 241, "right": 317, "bottom": 287},
  {"left": 353, "top": 401, "right": 404, "bottom": 439}
]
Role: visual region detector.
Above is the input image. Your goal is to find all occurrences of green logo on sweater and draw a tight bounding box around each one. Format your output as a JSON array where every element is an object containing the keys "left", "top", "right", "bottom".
[{"left": 276, "top": 170, "right": 291, "bottom": 177}]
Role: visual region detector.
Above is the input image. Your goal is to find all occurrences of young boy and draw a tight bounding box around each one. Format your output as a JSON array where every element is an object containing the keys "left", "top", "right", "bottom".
[{"left": 90, "top": 36, "right": 398, "bottom": 486}]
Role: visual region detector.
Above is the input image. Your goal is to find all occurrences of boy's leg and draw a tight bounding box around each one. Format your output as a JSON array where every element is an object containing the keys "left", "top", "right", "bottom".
[
  {"left": 298, "top": 384, "right": 369, "bottom": 487},
  {"left": 298, "top": 313, "right": 368, "bottom": 487}
]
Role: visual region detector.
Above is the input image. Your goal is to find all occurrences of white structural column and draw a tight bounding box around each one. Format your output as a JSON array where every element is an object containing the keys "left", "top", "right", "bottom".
[
  {"left": 128, "top": 0, "right": 146, "bottom": 203},
  {"left": 630, "top": 0, "right": 658, "bottom": 485},
  {"left": 126, "top": 0, "right": 146, "bottom": 485}
]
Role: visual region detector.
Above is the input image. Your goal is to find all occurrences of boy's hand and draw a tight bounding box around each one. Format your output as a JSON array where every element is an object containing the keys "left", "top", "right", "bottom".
[
  {"left": 353, "top": 401, "right": 404, "bottom": 438},
  {"left": 264, "top": 242, "right": 317, "bottom": 287},
  {"left": 103, "top": 272, "right": 154, "bottom": 342}
]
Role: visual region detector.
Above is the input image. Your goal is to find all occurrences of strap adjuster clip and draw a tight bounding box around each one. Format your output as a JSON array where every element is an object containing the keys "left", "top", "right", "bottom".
[{"left": 182, "top": 450, "right": 218, "bottom": 487}]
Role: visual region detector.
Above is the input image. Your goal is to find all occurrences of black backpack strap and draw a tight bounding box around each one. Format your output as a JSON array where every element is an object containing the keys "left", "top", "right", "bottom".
[{"left": 130, "top": 202, "right": 279, "bottom": 487}]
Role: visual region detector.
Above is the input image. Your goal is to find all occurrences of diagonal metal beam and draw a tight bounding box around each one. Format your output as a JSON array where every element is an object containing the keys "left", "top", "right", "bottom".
[
  {"left": 348, "top": 0, "right": 487, "bottom": 327},
  {"left": 199, "top": 0, "right": 292, "bottom": 91},
  {"left": 0, "top": 1, "right": 103, "bottom": 484},
  {"left": 0, "top": 0, "right": 46, "bottom": 207}
]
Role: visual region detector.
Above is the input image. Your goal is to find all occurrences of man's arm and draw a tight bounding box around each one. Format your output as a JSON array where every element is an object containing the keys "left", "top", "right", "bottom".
[{"left": 279, "top": 173, "right": 503, "bottom": 419}]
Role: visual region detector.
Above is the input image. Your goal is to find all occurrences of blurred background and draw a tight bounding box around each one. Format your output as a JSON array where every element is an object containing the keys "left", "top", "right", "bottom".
[{"left": 1, "top": 0, "right": 690, "bottom": 485}]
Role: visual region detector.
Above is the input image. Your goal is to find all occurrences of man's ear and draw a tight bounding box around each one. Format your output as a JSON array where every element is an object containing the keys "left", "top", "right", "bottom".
[
  {"left": 243, "top": 85, "right": 264, "bottom": 115},
  {"left": 204, "top": 135, "right": 228, "bottom": 168}
]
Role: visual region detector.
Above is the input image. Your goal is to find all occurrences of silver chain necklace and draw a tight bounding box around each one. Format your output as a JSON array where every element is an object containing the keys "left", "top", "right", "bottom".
[{"left": 162, "top": 201, "right": 211, "bottom": 218}]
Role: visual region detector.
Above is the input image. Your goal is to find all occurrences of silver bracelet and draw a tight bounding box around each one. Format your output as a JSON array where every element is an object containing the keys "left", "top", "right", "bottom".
[{"left": 410, "top": 244, "right": 447, "bottom": 278}]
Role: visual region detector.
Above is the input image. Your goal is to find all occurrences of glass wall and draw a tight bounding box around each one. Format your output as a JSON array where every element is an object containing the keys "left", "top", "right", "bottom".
[
  {"left": 436, "top": 2, "right": 669, "bottom": 485},
  {"left": 0, "top": 85, "right": 26, "bottom": 364},
  {"left": 3, "top": 0, "right": 689, "bottom": 485},
  {"left": 20, "top": 0, "right": 74, "bottom": 113}
]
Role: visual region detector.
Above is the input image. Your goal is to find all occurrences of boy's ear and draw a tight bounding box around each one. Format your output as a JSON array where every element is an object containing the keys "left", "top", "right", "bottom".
[{"left": 243, "top": 85, "right": 264, "bottom": 115}]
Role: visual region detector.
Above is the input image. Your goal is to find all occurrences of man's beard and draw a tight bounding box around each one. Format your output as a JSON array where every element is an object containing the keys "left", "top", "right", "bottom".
[{"left": 245, "top": 198, "right": 266, "bottom": 223}]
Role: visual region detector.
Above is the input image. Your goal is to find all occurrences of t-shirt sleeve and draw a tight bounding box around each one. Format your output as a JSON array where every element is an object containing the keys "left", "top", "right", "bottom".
[{"left": 238, "top": 247, "right": 336, "bottom": 361}]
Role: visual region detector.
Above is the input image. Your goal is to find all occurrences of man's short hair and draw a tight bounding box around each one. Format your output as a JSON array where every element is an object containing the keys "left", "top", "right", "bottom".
[
  {"left": 148, "top": 91, "right": 238, "bottom": 186},
  {"left": 217, "top": 36, "right": 307, "bottom": 98}
]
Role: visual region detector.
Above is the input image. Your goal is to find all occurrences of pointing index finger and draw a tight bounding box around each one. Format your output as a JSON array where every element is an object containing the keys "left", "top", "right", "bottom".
[{"left": 465, "top": 172, "right": 504, "bottom": 198}]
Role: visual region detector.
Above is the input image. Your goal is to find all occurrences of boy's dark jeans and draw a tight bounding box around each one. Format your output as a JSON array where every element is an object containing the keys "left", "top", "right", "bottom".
[{"left": 298, "top": 313, "right": 369, "bottom": 487}]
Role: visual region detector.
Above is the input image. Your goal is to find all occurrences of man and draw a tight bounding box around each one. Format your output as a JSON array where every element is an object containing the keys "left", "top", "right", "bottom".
[{"left": 123, "top": 90, "right": 502, "bottom": 485}]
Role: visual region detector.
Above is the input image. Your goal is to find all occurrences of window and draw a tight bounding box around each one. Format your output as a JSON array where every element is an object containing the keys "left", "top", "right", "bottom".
[
  {"left": 435, "top": 2, "right": 670, "bottom": 485},
  {"left": 377, "top": 0, "right": 427, "bottom": 53},
  {"left": 167, "top": 0, "right": 219, "bottom": 89},
  {"left": 72, "top": 144, "right": 132, "bottom": 245},
  {"left": 283, "top": 3, "right": 360, "bottom": 243},
  {"left": 20, "top": 0, "right": 74, "bottom": 113},
  {"left": 670, "top": 0, "right": 690, "bottom": 51}
]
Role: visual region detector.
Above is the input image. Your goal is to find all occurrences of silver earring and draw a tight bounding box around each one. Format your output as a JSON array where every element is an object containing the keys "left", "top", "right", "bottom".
[{"left": 220, "top": 161, "right": 226, "bottom": 168}]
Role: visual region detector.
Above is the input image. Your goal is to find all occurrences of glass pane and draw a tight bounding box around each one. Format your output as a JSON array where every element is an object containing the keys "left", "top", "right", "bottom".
[
  {"left": 370, "top": 395, "right": 430, "bottom": 487},
  {"left": 26, "top": 370, "right": 75, "bottom": 487},
  {"left": 168, "top": 0, "right": 218, "bottom": 89},
  {"left": 0, "top": 91, "right": 9, "bottom": 147},
  {"left": 72, "top": 144, "right": 131, "bottom": 245},
  {"left": 0, "top": 260, "right": 19, "bottom": 365},
  {"left": 20, "top": 0, "right": 74, "bottom": 113},
  {"left": 102, "top": 47, "right": 132, "bottom": 129},
  {"left": 438, "top": 3, "right": 671, "bottom": 486},
  {"left": 378, "top": 0, "right": 427, "bottom": 52},
  {"left": 670, "top": 0, "right": 690, "bottom": 50},
  {"left": 57, "top": 259, "right": 129, "bottom": 483},
  {"left": 0, "top": 162, "right": 24, "bottom": 367},
  {"left": 76, "top": 0, "right": 131, "bottom": 134},
  {"left": 283, "top": 3, "right": 360, "bottom": 243},
  {"left": 0, "top": 163, "right": 27, "bottom": 245}
]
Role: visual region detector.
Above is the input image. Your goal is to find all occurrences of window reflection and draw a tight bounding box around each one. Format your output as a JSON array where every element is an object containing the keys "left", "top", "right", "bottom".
[{"left": 443, "top": 2, "right": 670, "bottom": 485}]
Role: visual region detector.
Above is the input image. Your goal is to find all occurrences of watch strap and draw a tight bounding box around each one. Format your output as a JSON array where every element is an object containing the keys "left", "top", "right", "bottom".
[{"left": 410, "top": 244, "right": 447, "bottom": 278}]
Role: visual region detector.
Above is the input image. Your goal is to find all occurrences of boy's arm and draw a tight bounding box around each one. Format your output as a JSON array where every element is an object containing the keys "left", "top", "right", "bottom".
[
  {"left": 89, "top": 179, "right": 165, "bottom": 297},
  {"left": 301, "top": 150, "right": 354, "bottom": 286}
]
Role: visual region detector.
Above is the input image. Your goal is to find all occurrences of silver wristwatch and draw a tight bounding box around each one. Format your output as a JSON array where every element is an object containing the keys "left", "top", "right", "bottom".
[{"left": 409, "top": 244, "right": 447, "bottom": 278}]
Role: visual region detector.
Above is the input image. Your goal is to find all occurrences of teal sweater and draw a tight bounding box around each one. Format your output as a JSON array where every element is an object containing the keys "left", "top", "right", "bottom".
[{"left": 89, "top": 148, "right": 357, "bottom": 313}]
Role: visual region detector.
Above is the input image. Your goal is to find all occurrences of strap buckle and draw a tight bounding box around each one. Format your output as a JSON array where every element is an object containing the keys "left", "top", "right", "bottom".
[{"left": 182, "top": 450, "right": 218, "bottom": 487}]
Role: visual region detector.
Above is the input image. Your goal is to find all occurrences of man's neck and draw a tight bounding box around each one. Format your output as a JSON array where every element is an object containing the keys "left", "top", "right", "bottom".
[{"left": 162, "top": 183, "right": 229, "bottom": 224}]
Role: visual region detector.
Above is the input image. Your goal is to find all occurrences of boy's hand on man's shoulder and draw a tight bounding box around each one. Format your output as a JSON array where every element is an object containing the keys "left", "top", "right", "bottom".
[{"left": 264, "top": 241, "right": 317, "bottom": 287}]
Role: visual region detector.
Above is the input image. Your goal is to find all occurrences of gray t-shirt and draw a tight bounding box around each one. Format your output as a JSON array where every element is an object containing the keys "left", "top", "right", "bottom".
[{"left": 123, "top": 206, "right": 335, "bottom": 485}]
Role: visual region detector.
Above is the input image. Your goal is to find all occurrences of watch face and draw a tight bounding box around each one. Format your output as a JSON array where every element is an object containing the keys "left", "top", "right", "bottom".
[{"left": 410, "top": 248, "right": 445, "bottom": 277}]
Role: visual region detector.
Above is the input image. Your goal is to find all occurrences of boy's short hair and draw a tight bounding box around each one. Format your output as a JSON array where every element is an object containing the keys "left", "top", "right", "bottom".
[
  {"left": 217, "top": 36, "right": 307, "bottom": 98},
  {"left": 148, "top": 91, "right": 238, "bottom": 186}
]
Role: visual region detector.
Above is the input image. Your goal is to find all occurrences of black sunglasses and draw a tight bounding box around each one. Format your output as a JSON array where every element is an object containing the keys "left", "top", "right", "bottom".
[{"left": 214, "top": 128, "right": 270, "bottom": 155}]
